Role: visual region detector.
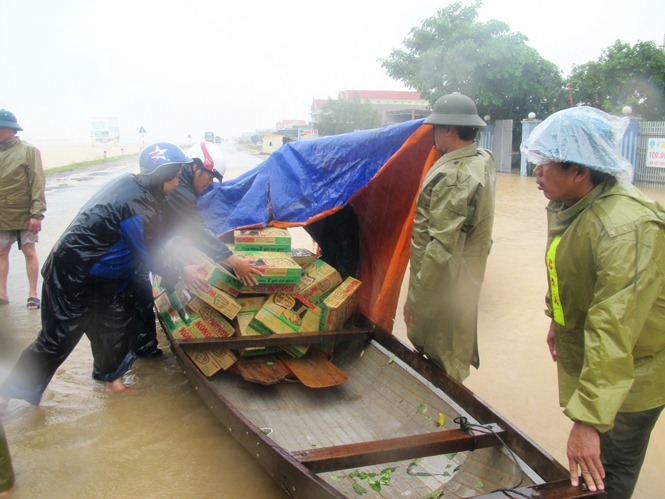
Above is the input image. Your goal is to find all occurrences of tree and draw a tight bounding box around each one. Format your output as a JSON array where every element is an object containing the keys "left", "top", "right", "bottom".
[
  {"left": 316, "top": 96, "right": 381, "bottom": 136},
  {"left": 567, "top": 41, "right": 665, "bottom": 121},
  {"left": 380, "top": 0, "right": 567, "bottom": 123}
]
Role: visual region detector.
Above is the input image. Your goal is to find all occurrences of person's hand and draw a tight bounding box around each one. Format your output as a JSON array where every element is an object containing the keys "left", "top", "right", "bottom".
[
  {"left": 28, "top": 217, "right": 42, "bottom": 234},
  {"left": 182, "top": 264, "right": 210, "bottom": 294},
  {"left": 547, "top": 319, "right": 557, "bottom": 361},
  {"left": 403, "top": 302, "right": 417, "bottom": 327},
  {"left": 567, "top": 421, "right": 605, "bottom": 492},
  {"left": 225, "top": 254, "right": 261, "bottom": 287}
]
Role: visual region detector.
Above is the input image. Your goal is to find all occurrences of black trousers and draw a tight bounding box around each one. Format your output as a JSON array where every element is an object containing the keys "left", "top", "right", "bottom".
[{"left": 601, "top": 405, "right": 664, "bottom": 499}]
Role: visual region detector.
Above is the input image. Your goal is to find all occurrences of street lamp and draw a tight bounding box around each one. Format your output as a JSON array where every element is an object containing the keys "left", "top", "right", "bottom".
[
  {"left": 622, "top": 106, "right": 633, "bottom": 116},
  {"left": 528, "top": 112, "right": 536, "bottom": 120},
  {"left": 483, "top": 115, "right": 491, "bottom": 122}
]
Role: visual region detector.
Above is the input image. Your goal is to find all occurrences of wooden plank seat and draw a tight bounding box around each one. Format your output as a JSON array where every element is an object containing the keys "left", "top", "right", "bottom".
[
  {"left": 174, "top": 328, "right": 373, "bottom": 351},
  {"left": 291, "top": 423, "right": 505, "bottom": 473}
]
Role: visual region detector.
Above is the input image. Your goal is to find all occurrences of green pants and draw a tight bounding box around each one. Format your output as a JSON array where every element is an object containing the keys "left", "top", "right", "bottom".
[{"left": 0, "top": 421, "right": 14, "bottom": 493}]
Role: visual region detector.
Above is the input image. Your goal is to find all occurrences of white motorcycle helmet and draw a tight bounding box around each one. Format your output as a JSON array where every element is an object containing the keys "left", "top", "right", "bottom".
[{"left": 187, "top": 141, "right": 226, "bottom": 181}]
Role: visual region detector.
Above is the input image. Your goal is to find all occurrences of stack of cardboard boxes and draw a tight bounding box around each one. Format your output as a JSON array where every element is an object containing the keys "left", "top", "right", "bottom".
[{"left": 152, "top": 227, "right": 362, "bottom": 378}]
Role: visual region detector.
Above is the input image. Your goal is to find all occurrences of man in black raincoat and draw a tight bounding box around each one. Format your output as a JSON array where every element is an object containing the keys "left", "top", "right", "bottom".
[
  {"left": 134, "top": 140, "right": 260, "bottom": 357},
  {"left": 0, "top": 142, "right": 208, "bottom": 408}
]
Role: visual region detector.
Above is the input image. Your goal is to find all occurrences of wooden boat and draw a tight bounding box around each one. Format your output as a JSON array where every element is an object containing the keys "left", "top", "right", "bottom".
[
  {"left": 163, "top": 122, "right": 605, "bottom": 497},
  {"left": 162, "top": 320, "right": 605, "bottom": 498}
]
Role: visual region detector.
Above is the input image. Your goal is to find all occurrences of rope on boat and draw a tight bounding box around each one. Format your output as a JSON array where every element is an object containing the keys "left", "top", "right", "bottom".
[{"left": 453, "top": 417, "right": 530, "bottom": 497}]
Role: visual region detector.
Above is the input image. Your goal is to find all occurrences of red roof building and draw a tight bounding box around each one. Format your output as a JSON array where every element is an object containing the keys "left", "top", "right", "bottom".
[{"left": 311, "top": 90, "right": 430, "bottom": 127}]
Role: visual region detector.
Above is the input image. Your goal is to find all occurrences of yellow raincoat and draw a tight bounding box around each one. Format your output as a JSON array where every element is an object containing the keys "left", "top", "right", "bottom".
[
  {"left": 545, "top": 180, "right": 665, "bottom": 432},
  {"left": 406, "top": 143, "right": 495, "bottom": 381},
  {"left": 0, "top": 137, "right": 45, "bottom": 230}
]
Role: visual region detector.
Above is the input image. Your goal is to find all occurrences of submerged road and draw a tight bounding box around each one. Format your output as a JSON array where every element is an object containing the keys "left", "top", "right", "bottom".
[
  {"left": 0, "top": 144, "right": 288, "bottom": 498},
  {"left": 1, "top": 143, "right": 663, "bottom": 498}
]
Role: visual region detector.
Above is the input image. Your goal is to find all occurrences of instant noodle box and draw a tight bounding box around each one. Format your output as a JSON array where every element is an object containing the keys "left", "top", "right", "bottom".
[
  {"left": 186, "top": 297, "right": 237, "bottom": 338},
  {"left": 234, "top": 250, "right": 302, "bottom": 284},
  {"left": 320, "top": 277, "right": 362, "bottom": 331},
  {"left": 192, "top": 284, "right": 242, "bottom": 321},
  {"left": 295, "top": 259, "right": 343, "bottom": 301},
  {"left": 234, "top": 227, "right": 291, "bottom": 252},
  {"left": 185, "top": 349, "right": 237, "bottom": 376},
  {"left": 288, "top": 248, "right": 318, "bottom": 268},
  {"left": 234, "top": 296, "right": 280, "bottom": 357},
  {"left": 250, "top": 294, "right": 321, "bottom": 357},
  {"left": 176, "top": 246, "right": 242, "bottom": 297}
]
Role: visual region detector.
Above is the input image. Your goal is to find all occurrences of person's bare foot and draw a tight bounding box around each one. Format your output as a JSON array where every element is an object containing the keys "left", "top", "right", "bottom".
[
  {"left": 0, "top": 484, "right": 15, "bottom": 498},
  {"left": 105, "top": 378, "right": 128, "bottom": 393}
]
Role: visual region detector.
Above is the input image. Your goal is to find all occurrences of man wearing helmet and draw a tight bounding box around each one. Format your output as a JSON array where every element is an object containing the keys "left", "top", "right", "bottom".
[
  {"left": 522, "top": 107, "right": 665, "bottom": 498},
  {"left": 0, "top": 143, "right": 209, "bottom": 409},
  {"left": 404, "top": 92, "right": 496, "bottom": 382},
  {"left": 134, "top": 140, "right": 260, "bottom": 357}
]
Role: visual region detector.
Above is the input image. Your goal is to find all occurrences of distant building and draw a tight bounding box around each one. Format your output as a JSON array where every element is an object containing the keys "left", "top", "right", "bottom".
[
  {"left": 311, "top": 90, "right": 430, "bottom": 126},
  {"left": 276, "top": 119, "right": 308, "bottom": 130}
]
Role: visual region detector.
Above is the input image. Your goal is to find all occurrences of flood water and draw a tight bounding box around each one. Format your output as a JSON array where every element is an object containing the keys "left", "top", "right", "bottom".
[{"left": 1, "top": 145, "right": 663, "bottom": 498}]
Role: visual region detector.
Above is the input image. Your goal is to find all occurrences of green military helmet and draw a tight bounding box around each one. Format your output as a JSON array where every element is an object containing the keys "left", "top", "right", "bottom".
[{"left": 424, "top": 92, "right": 486, "bottom": 128}]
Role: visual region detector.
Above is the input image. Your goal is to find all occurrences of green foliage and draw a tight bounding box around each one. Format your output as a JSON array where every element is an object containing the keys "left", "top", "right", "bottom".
[
  {"left": 348, "top": 467, "right": 396, "bottom": 494},
  {"left": 567, "top": 40, "right": 665, "bottom": 120},
  {"left": 316, "top": 96, "right": 381, "bottom": 136},
  {"left": 380, "top": 0, "right": 567, "bottom": 122}
]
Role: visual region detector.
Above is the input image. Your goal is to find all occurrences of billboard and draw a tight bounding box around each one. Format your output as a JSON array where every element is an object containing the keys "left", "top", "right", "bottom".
[
  {"left": 646, "top": 137, "right": 665, "bottom": 168},
  {"left": 90, "top": 117, "right": 120, "bottom": 144}
]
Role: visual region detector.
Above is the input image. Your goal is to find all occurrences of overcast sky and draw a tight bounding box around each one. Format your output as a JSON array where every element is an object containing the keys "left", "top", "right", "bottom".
[{"left": 2, "top": 0, "right": 662, "bottom": 144}]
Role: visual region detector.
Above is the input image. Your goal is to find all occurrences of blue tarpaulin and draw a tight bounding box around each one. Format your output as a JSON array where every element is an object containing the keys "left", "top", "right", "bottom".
[
  {"left": 197, "top": 119, "right": 437, "bottom": 332},
  {"left": 198, "top": 119, "right": 425, "bottom": 236}
]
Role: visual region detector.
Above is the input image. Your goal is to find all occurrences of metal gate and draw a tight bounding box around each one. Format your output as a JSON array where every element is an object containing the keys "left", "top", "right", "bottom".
[
  {"left": 478, "top": 119, "right": 512, "bottom": 173},
  {"left": 634, "top": 121, "right": 665, "bottom": 188},
  {"left": 493, "top": 119, "right": 513, "bottom": 173}
]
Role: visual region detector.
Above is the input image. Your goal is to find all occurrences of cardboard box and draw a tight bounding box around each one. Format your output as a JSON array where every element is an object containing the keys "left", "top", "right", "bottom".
[
  {"left": 168, "top": 283, "right": 197, "bottom": 324},
  {"left": 192, "top": 284, "right": 242, "bottom": 321},
  {"left": 251, "top": 294, "right": 321, "bottom": 335},
  {"left": 154, "top": 291, "right": 173, "bottom": 314},
  {"left": 288, "top": 248, "right": 318, "bottom": 268},
  {"left": 187, "top": 297, "right": 236, "bottom": 338},
  {"left": 150, "top": 273, "right": 164, "bottom": 297},
  {"left": 296, "top": 259, "right": 343, "bottom": 302},
  {"left": 170, "top": 325, "right": 192, "bottom": 340},
  {"left": 320, "top": 277, "right": 362, "bottom": 331},
  {"left": 160, "top": 306, "right": 188, "bottom": 335},
  {"left": 174, "top": 246, "right": 242, "bottom": 297},
  {"left": 153, "top": 291, "right": 187, "bottom": 335},
  {"left": 234, "top": 251, "right": 302, "bottom": 284},
  {"left": 234, "top": 296, "right": 280, "bottom": 357},
  {"left": 250, "top": 294, "right": 320, "bottom": 357},
  {"left": 239, "top": 282, "right": 299, "bottom": 295},
  {"left": 185, "top": 349, "right": 237, "bottom": 376},
  {"left": 234, "top": 227, "right": 291, "bottom": 252}
]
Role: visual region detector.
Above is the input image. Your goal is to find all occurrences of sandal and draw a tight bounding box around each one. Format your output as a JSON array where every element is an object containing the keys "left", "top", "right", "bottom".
[{"left": 27, "top": 297, "right": 41, "bottom": 310}]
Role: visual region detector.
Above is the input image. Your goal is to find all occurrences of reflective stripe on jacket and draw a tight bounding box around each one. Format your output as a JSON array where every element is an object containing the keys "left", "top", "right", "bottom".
[{"left": 545, "top": 180, "right": 665, "bottom": 432}]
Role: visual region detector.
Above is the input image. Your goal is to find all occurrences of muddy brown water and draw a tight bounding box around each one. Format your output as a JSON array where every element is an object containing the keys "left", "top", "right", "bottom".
[{"left": 1, "top": 152, "right": 663, "bottom": 498}]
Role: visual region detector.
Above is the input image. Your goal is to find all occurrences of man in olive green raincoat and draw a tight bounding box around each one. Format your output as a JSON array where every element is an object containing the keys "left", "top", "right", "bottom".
[
  {"left": 522, "top": 106, "right": 665, "bottom": 498},
  {"left": 404, "top": 93, "right": 495, "bottom": 382},
  {"left": 0, "top": 109, "right": 45, "bottom": 309}
]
